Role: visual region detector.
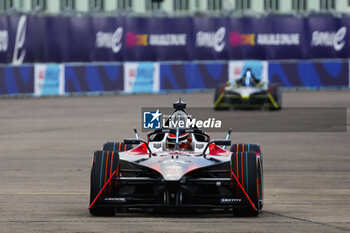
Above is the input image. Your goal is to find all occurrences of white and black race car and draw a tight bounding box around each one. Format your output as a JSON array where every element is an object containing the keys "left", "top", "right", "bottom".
[
  {"left": 214, "top": 69, "right": 282, "bottom": 110},
  {"left": 89, "top": 99, "right": 264, "bottom": 216}
]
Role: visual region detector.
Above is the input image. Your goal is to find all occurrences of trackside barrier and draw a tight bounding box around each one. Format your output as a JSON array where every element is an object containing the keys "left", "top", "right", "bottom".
[
  {"left": 0, "top": 65, "right": 34, "bottom": 95},
  {"left": 268, "top": 60, "right": 349, "bottom": 87},
  {"left": 3, "top": 14, "right": 350, "bottom": 63},
  {"left": 65, "top": 63, "right": 124, "bottom": 93},
  {"left": 0, "top": 60, "right": 349, "bottom": 96}
]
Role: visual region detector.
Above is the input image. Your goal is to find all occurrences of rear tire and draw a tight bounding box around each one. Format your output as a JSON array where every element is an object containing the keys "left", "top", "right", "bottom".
[
  {"left": 89, "top": 150, "right": 120, "bottom": 216},
  {"left": 230, "top": 152, "right": 263, "bottom": 216},
  {"left": 230, "top": 143, "right": 263, "bottom": 166},
  {"left": 103, "top": 142, "right": 133, "bottom": 152}
]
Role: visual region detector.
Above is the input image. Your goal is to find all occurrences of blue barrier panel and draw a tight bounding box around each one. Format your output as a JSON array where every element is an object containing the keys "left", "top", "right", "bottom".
[
  {"left": 269, "top": 60, "right": 349, "bottom": 87},
  {"left": 160, "top": 62, "right": 228, "bottom": 90},
  {"left": 65, "top": 64, "right": 124, "bottom": 93},
  {"left": 0, "top": 65, "right": 34, "bottom": 95}
]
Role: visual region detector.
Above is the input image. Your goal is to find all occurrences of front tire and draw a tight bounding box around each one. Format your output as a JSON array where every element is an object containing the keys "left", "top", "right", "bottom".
[
  {"left": 230, "top": 143, "right": 263, "bottom": 167},
  {"left": 89, "top": 150, "right": 120, "bottom": 216},
  {"left": 231, "top": 152, "right": 263, "bottom": 216}
]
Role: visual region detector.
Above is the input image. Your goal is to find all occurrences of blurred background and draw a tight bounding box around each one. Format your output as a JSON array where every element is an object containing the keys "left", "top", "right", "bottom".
[
  {"left": 0, "top": 0, "right": 349, "bottom": 95},
  {"left": 0, "top": 0, "right": 349, "bottom": 15}
]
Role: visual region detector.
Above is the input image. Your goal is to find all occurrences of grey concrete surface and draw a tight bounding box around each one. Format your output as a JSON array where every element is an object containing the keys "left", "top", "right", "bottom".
[{"left": 0, "top": 90, "right": 349, "bottom": 233}]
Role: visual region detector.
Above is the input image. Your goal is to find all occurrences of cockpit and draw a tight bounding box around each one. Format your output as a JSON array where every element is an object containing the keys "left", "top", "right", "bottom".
[{"left": 147, "top": 98, "right": 210, "bottom": 152}]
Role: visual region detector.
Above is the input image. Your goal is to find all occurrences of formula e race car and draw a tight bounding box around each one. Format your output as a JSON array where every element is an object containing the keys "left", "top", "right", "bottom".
[
  {"left": 89, "top": 99, "right": 263, "bottom": 216},
  {"left": 213, "top": 69, "right": 281, "bottom": 110}
]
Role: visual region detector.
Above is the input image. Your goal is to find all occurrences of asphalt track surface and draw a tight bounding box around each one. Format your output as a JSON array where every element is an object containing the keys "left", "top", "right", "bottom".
[{"left": 0, "top": 90, "right": 349, "bottom": 233}]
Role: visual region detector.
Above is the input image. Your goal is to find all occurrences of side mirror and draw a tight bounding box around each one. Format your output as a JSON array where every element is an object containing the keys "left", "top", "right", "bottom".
[
  {"left": 124, "top": 138, "right": 142, "bottom": 145},
  {"left": 212, "top": 139, "right": 231, "bottom": 146}
]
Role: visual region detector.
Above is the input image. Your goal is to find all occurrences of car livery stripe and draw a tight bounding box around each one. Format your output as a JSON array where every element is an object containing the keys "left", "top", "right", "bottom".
[
  {"left": 104, "top": 152, "right": 109, "bottom": 193},
  {"left": 124, "top": 144, "right": 127, "bottom": 151},
  {"left": 115, "top": 166, "right": 119, "bottom": 187},
  {"left": 89, "top": 169, "right": 118, "bottom": 210},
  {"left": 231, "top": 170, "right": 257, "bottom": 211},
  {"left": 257, "top": 177, "right": 259, "bottom": 199},
  {"left": 99, "top": 151, "right": 105, "bottom": 190},
  {"left": 246, "top": 152, "right": 249, "bottom": 193},
  {"left": 236, "top": 152, "right": 239, "bottom": 197},
  {"left": 109, "top": 152, "right": 114, "bottom": 195},
  {"left": 214, "top": 93, "right": 225, "bottom": 108},
  {"left": 113, "top": 142, "right": 116, "bottom": 151},
  {"left": 267, "top": 93, "right": 279, "bottom": 109},
  {"left": 118, "top": 143, "right": 121, "bottom": 151},
  {"left": 241, "top": 152, "right": 244, "bottom": 188}
]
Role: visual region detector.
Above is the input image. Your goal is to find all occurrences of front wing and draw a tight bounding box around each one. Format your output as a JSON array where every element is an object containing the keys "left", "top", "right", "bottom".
[{"left": 214, "top": 90, "right": 278, "bottom": 109}]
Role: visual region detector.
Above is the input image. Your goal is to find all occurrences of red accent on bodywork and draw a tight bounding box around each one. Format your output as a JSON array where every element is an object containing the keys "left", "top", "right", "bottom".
[
  {"left": 128, "top": 143, "right": 149, "bottom": 155},
  {"left": 208, "top": 144, "right": 231, "bottom": 156},
  {"left": 230, "top": 169, "right": 257, "bottom": 211},
  {"left": 89, "top": 170, "right": 117, "bottom": 210}
]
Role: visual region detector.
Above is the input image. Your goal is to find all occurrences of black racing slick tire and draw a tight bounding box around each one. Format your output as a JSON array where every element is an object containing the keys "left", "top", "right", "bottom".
[
  {"left": 230, "top": 152, "right": 263, "bottom": 217},
  {"left": 230, "top": 143, "right": 263, "bottom": 166},
  {"left": 103, "top": 142, "right": 133, "bottom": 152},
  {"left": 89, "top": 150, "right": 120, "bottom": 216},
  {"left": 214, "top": 83, "right": 229, "bottom": 111}
]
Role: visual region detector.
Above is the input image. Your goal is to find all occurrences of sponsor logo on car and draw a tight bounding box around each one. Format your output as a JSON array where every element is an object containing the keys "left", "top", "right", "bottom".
[
  {"left": 104, "top": 197, "right": 126, "bottom": 203},
  {"left": 220, "top": 198, "right": 242, "bottom": 204}
]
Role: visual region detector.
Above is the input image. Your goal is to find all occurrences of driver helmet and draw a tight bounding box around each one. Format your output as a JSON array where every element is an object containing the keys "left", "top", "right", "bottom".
[
  {"left": 245, "top": 68, "right": 252, "bottom": 86},
  {"left": 165, "top": 133, "right": 192, "bottom": 150}
]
